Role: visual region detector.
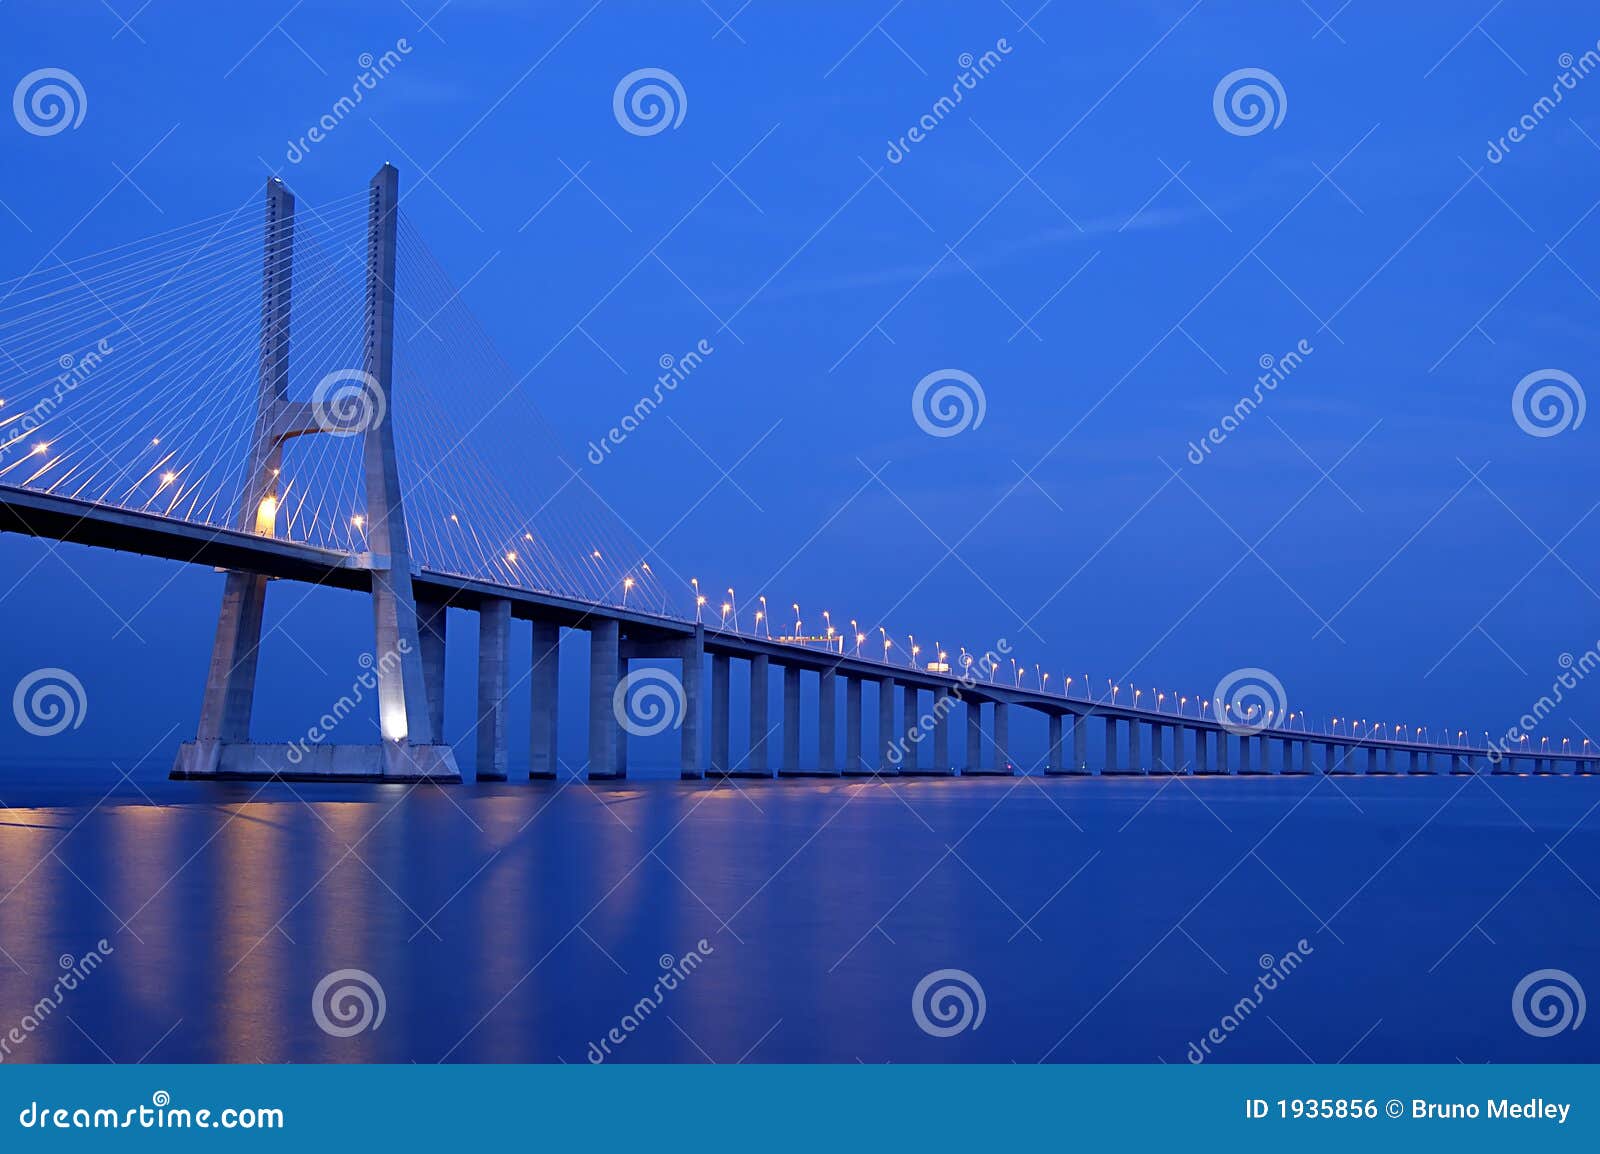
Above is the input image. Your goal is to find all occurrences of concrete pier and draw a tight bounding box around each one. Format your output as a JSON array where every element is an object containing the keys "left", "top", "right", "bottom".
[
  {"left": 475, "top": 597, "right": 511, "bottom": 781},
  {"left": 1104, "top": 716, "right": 1120, "bottom": 773},
  {"left": 1195, "top": 728, "right": 1214, "bottom": 774},
  {"left": 1129, "top": 719, "right": 1142, "bottom": 773},
  {"left": 994, "top": 702, "right": 1011, "bottom": 774},
  {"left": 748, "top": 654, "right": 772, "bottom": 777},
  {"left": 418, "top": 596, "right": 447, "bottom": 742},
  {"left": 529, "top": 619, "right": 559, "bottom": 779},
  {"left": 1047, "top": 713, "right": 1064, "bottom": 773},
  {"left": 965, "top": 701, "right": 982, "bottom": 773},
  {"left": 875, "top": 676, "right": 898, "bottom": 776},
  {"left": 709, "top": 653, "right": 730, "bottom": 776},
  {"left": 929, "top": 694, "right": 955, "bottom": 774},
  {"left": 587, "top": 618, "right": 621, "bottom": 779},
  {"left": 818, "top": 668, "right": 838, "bottom": 775},
  {"left": 901, "top": 684, "right": 920, "bottom": 773},
  {"left": 679, "top": 628, "right": 704, "bottom": 779},
  {"left": 779, "top": 664, "right": 802, "bottom": 775},
  {"left": 845, "top": 677, "right": 864, "bottom": 775},
  {"left": 1073, "top": 713, "right": 1090, "bottom": 772}
]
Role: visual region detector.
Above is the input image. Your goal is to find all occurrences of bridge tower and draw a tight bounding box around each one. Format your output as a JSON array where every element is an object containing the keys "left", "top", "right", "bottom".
[{"left": 172, "top": 165, "right": 460, "bottom": 782}]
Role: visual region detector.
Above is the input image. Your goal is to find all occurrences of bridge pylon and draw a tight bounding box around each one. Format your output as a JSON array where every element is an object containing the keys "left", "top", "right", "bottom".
[{"left": 172, "top": 165, "right": 460, "bottom": 782}]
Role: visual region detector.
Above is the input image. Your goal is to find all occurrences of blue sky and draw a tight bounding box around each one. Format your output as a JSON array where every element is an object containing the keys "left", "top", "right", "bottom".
[{"left": 2, "top": 0, "right": 1599, "bottom": 770}]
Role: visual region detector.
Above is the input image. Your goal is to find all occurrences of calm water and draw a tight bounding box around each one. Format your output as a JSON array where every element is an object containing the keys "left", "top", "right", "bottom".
[{"left": 0, "top": 770, "right": 1596, "bottom": 1063}]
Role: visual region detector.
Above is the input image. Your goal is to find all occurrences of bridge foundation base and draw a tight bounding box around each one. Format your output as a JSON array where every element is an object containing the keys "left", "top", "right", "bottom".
[{"left": 170, "top": 740, "right": 461, "bottom": 783}]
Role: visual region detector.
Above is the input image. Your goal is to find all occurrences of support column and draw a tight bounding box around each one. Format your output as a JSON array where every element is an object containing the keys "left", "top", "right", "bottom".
[
  {"left": 679, "top": 626, "right": 704, "bottom": 779},
  {"left": 844, "top": 677, "right": 865, "bottom": 775},
  {"left": 878, "top": 675, "right": 897, "bottom": 775},
  {"left": 1073, "top": 713, "right": 1089, "bottom": 772},
  {"left": 818, "top": 668, "right": 838, "bottom": 775},
  {"left": 587, "top": 618, "right": 620, "bottom": 779},
  {"left": 1218, "top": 730, "right": 1232, "bottom": 774},
  {"left": 1104, "top": 716, "right": 1119, "bottom": 773},
  {"left": 709, "top": 653, "right": 731, "bottom": 776},
  {"left": 1167, "top": 724, "right": 1184, "bottom": 773},
  {"left": 1128, "top": 718, "right": 1142, "bottom": 773},
  {"left": 1300, "top": 739, "right": 1313, "bottom": 774},
  {"left": 901, "top": 684, "right": 920, "bottom": 773},
  {"left": 1238, "top": 732, "right": 1253, "bottom": 774},
  {"left": 529, "top": 620, "right": 559, "bottom": 779},
  {"left": 931, "top": 694, "right": 953, "bottom": 774},
  {"left": 1281, "top": 737, "right": 1295, "bottom": 774},
  {"left": 780, "top": 664, "right": 802, "bottom": 775},
  {"left": 1046, "top": 713, "right": 1065, "bottom": 773},
  {"left": 994, "top": 701, "right": 1011, "bottom": 774},
  {"left": 749, "top": 654, "right": 771, "bottom": 776},
  {"left": 965, "top": 700, "right": 981, "bottom": 773},
  {"left": 1195, "top": 728, "right": 1211, "bottom": 774},
  {"left": 417, "top": 596, "right": 447, "bottom": 744},
  {"left": 475, "top": 597, "right": 510, "bottom": 781}
]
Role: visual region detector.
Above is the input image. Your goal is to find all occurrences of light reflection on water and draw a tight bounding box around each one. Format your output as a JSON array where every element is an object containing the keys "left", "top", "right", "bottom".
[{"left": 0, "top": 772, "right": 1596, "bottom": 1063}]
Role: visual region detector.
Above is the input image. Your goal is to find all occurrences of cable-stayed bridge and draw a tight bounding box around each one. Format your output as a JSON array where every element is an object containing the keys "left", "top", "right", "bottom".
[{"left": 0, "top": 166, "right": 1583, "bottom": 782}]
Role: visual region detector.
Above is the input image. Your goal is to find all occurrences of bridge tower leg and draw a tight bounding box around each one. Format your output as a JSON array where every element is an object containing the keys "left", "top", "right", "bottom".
[
  {"left": 1073, "top": 713, "right": 1090, "bottom": 773},
  {"left": 174, "top": 167, "right": 459, "bottom": 782},
  {"left": 175, "top": 178, "right": 293, "bottom": 779}
]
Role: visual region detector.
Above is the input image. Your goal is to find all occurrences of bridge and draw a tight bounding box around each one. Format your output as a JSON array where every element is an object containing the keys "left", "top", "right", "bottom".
[{"left": 0, "top": 166, "right": 1584, "bottom": 783}]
